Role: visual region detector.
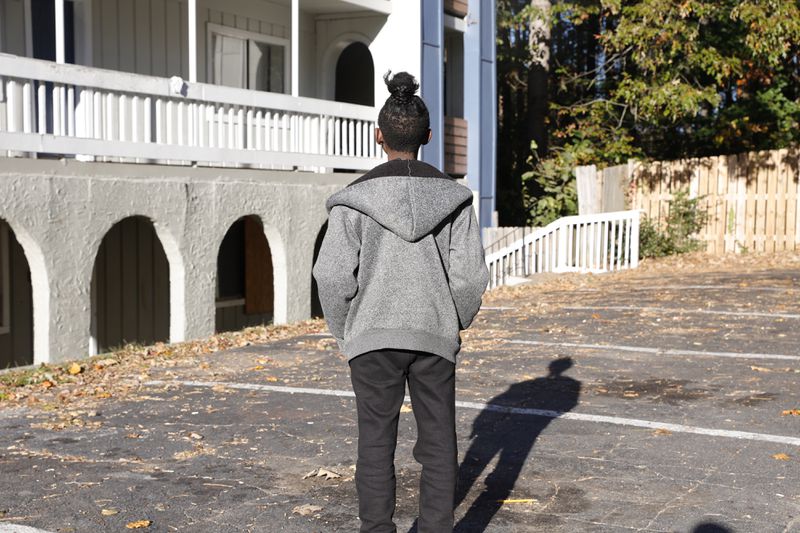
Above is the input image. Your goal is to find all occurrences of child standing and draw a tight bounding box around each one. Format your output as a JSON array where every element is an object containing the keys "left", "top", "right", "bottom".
[{"left": 313, "top": 71, "right": 489, "bottom": 533}]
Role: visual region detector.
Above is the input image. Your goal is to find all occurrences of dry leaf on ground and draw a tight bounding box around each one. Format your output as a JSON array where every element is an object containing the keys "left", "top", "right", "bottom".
[
  {"left": 781, "top": 409, "right": 800, "bottom": 416},
  {"left": 126, "top": 520, "right": 152, "bottom": 529},
  {"left": 772, "top": 453, "right": 791, "bottom": 461},
  {"left": 303, "top": 468, "right": 341, "bottom": 480},
  {"left": 292, "top": 504, "right": 323, "bottom": 516}
]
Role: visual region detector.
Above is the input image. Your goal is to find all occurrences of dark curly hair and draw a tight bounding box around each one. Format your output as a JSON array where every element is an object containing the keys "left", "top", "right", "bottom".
[{"left": 377, "top": 71, "right": 430, "bottom": 153}]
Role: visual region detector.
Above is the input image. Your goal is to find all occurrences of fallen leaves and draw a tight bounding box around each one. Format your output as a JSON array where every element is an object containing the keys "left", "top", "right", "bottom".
[
  {"left": 652, "top": 428, "right": 673, "bottom": 436},
  {"left": 772, "top": 453, "right": 791, "bottom": 461},
  {"left": 497, "top": 498, "right": 537, "bottom": 504},
  {"left": 0, "top": 319, "right": 327, "bottom": 411},
  {"left": 101, "top": 509, "right": 119, "bottom": 516},
  {"left": 173, "top": 443, "right": 213, "bottom": 460},
  {"left": 782, "top": 409, "right": 800, "bottom": 416},
  {"left": 30, "top": 410, "right": 102, "bottom": 431},
  {"left": 304, "top": 467, "right": 342, "bottom": 481},
  {"left": 125, "top": 519, "right": 152, "bottom": 529},
  {"left": 292, "top": 504, "right": 323, "bottom": 516},
  {"left": 93, "top": 358, "right": 118, "bottom": 370},
  {"left": 400, "top": 404, "right": 413, "bottom": 413}
]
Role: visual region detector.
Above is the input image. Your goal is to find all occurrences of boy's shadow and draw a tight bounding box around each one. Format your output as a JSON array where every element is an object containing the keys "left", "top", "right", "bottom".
[{"left": 453, "top": 357, "right": 581, "bottom": 532}]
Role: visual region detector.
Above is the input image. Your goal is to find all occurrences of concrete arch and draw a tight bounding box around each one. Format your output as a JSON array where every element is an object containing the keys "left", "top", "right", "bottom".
[
  {"left": 310, "top": 219, "right": 329, "bottom": 319},
  {"left": 88, "top": 215, "right": 185, "bottom": 354},
  {"left": 257, "top": 219, "right": 288, "bottom": 324},
  {"left": 213, "top": 213, "right": 288, "bottom": 326},
  {"left": 321, "top": 32, "right": 374, "bottom": 102},
  {"left": 0, "top": 217, "right": 49, "bottom": 365}
]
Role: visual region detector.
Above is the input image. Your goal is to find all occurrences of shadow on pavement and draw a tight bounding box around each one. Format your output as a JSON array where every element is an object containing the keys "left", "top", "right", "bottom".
[
  {"left": 452, "top": 357, "right": 582, "bottom": 533},
  {"left": 691, "top": 523, "right": 733, "bottom": 533}
]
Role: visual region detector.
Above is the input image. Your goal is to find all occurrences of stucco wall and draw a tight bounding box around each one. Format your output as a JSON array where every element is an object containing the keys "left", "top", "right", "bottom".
[{"left": 0, "top": 157, "right": 351, "bottom": 364}]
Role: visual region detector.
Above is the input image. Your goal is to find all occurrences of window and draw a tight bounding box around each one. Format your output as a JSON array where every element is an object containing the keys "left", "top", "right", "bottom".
[
  {"left": 444, "top": 30, "right": 464, "bottom": 118},
  {"left": 0, "top": 223, "right": 10, "bottom": 335},
  {"left": 208, "top": 24, "right": 288, "bottom": 94}
]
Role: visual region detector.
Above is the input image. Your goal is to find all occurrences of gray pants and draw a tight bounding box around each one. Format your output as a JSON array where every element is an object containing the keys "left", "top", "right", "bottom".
[{"left": 349, "top": 349, "right": 457, "bottom": 533}]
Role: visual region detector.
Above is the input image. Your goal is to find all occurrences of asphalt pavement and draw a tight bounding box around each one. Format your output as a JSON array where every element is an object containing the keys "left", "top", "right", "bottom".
[{"left": 0, "top": 265, "right": 798, "bottom": 532}]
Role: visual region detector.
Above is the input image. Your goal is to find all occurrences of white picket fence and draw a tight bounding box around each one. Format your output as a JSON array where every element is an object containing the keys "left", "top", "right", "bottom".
[
  {"left": 485, "top": 210, "right": 641, "bottom": 289},
  {"left": 0, "top": 54, "right": 384, "bottom": 170}
]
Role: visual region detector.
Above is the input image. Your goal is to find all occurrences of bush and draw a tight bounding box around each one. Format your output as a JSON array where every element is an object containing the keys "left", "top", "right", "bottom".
[
  {"left": 522, "top": 143, "right": 579, "bottom": 227},
  {"left": 639, "top": 189, "right": 706, "bottom": 259}
]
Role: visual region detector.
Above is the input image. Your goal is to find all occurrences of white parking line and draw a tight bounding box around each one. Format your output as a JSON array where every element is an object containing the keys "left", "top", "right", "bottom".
[
  {"left": 565, "top": 305, "right": 800, "bottom": 320},
  {"left": 572, "top": 285, "right": 797, "bottom": 293},
  {"left": 508, "top": 339, "right": 800, "bottom": 361},
  {"left": 145, "top": 379, "right": 800, "bottom": 447},
  {"left": 0, "top": 525, "right": 57, "bottom": 533}
]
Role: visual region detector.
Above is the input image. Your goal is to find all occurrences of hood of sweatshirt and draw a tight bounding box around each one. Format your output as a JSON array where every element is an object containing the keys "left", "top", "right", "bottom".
[{"left": 325, "top": 159, "right": 474, "bottom": 242}]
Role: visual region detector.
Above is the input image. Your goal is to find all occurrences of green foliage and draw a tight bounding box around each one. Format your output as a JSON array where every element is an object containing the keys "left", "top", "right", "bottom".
[
  {"left": 497, "top": 0, "right": 800, "bottom": 225},
  {"left": 522, "top": 143, "right": 579, "bottom": 226},
  {"left": 639, "top": 190, "right": 707, "bottom": 258}
]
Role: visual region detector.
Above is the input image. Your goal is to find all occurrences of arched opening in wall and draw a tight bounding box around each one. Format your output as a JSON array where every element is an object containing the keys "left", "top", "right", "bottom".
[
  {"left": 310, "top": 222, "right": 328, "bottom": 319},
  {"left": 335, "top": 42, "right": 374, "bottom": 106},
  {"left": 0, "top": 220, "right": 34, "bottom": 369},
  {"left": 216, "top": 215, "right": 274, "bottom": 333},
  {"left": 91, "top": 216, "right": 170, "bottom": 354}
]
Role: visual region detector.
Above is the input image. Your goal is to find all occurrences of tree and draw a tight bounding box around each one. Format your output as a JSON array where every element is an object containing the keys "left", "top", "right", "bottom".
[
  {"left": 497, "top": 0, "right": 800, "bottom": 226},
  {"left": 527, "top": 0, "right": 552, "bottom": 158}
]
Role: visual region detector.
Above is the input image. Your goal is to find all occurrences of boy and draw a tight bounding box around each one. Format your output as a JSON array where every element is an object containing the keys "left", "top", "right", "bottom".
[{"left": 313, "top": 71, "right": 489, "bottom": 533}]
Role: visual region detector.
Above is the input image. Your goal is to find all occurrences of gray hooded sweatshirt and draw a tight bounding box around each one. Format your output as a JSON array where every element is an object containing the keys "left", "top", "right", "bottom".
[{"left": 312, "top": 159, "right": 489, "bottom": 363}]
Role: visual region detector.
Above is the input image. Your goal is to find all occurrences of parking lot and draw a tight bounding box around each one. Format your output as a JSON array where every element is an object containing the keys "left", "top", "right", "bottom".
[{"left": 0, "top": 255, "right": 798, "bottom": 532}]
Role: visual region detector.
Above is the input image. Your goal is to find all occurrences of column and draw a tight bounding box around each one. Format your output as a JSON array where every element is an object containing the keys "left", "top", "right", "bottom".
[
  {"left": 54, "top": 0, "right": 65, "bottom": 63},
  {"left": 188, "top": 0, "right": 198, "bottom": 82},
  {"left": 464, "top": 0, "right": 497, "bottom": 228},
  {"left": 420, "top": 0, "right": 444, "bottom": 168},
  {"left": 291, "top": 0, "right": 299, "bottom": 96}
]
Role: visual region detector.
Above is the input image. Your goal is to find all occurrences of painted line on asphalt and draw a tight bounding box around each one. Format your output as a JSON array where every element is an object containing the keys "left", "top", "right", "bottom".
[
  {"left": 572, "top": 285, "right": 796, "bottom": 293},
  {"left": 565, "top": 305, "right": 800, "bottom": 320},
  {"left": 145, "top": 379, "right": 800, "bottom": 447},
  {"left": 508, "top": 339, "right": 800, "bottom": 362},
  {"left": 0, "top": 525, "right": 57, "bottom": 533}
]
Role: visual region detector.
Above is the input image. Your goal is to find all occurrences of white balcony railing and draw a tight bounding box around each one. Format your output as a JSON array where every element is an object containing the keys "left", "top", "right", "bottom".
[
  {"left": 0, "top": 54, "right": 384, "bottom": 170},
  {"left": 485, "top": 210, "right": 641, "bottom": 289}
]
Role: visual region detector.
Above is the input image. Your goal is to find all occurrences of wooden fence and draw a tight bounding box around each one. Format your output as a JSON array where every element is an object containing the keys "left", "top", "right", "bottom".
[{"left": 576, "top": 147, "right": 800, "bottom": 254}]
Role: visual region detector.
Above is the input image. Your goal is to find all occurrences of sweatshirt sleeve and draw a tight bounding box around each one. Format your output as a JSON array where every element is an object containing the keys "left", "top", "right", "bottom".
[
  {"left": 312, "top": 205, "right": 361, "bottom": 343},
  {"left": 448, "top": 202, "right": 489, "bottom": 330}
]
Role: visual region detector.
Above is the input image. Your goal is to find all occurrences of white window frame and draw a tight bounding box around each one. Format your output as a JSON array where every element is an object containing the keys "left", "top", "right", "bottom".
[
  {"left": 0, "top": 223, "right": 10, "bottom": 335},
  {"left": 206, "top": 23, "right": 290, "bottom": 94},
  {"left": 24, "top": 0, "right": 94, "bottom": 66}
]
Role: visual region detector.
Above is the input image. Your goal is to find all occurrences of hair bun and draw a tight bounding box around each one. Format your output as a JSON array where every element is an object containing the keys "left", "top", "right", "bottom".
[{"left": 384, "top": 71, "right": 419, "bottom": 105}]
